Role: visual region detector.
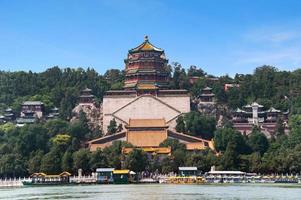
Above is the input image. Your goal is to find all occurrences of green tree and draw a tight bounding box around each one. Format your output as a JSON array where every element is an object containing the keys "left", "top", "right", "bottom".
[
  {"left": 184, "top": 111, "right": 216, "bottom": 139},
  {"left": 0, "top": 153, "right": 26, "bottom": 177},
  {"left": 175, "top": 115, "right": 186, "bottom": 133},
  {"left": 160, "top": 138, "right": 186, "bottom": 151},
  {"left": 103, "top": 141, "right": 132, "bottom": 169},
  {"left": 248, "top": 131, "right": 269, "bottom": 155},
  {"left": 73, "top": 148, "right": 91, "bottom": 173},
  {"left": 124, "top": 149, "right": 148, "bottom": 172},
  {"left": 185, "top": 149, "right": 217, "bottom": 173},
  {"left": 89, "top": 148, "right": 108, "bottom": 171},
  {"left": 107, "top": 118, "right": 117, "bottom": 135},
  {"left": 214, "top": 127, "right": 249, "bottom": 154},
  {"left": 28, "top": 151, "right": 44, "bottom": 174},
  {"left": 0, "top": 122, "right": 15, "bottom": 133},
  {"left": 220, "top": 141, "right": 239, "bottom": 170},
  {"left": 40, "top": 147, "right": 62, "bottom": 174},
  {"left": 61, "top": 150, "right": 73, "bottom": 172},
  {"left": 51, "top": 134, "right": 71, "bottom": 151},
  {"left": 44, "top": 119, "right": 69, "bottom": 137}
]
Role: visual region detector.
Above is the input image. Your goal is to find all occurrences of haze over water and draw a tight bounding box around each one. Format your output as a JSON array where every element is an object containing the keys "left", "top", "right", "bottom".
[{"left": 1, "top": 184, "right": 301, "bottom": 200}]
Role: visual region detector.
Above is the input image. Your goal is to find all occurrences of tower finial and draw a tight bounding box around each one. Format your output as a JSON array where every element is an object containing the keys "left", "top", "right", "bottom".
[{"left": 144, "top": 35, "right": 149, "bottom": 41}]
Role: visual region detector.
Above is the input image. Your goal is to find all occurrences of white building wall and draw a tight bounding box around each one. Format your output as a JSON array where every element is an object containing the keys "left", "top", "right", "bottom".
[{"left": 102, "top": 94, "right": 190, "bottom": 135}]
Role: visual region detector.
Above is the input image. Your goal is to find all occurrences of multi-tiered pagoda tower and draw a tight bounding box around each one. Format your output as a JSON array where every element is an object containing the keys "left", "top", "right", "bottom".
[
  {"left": 102, "top": 36, "right": 190, "bottom": 135},
  {"left": 124, "top": 36, "right": 169, "bottom": 92}
]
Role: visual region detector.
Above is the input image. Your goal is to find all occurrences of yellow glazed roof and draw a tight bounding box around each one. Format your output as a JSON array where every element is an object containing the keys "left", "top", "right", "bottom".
[
  {"left": 113, "top": 170, "right": 130, "bottom": 174},
  {"left": 129, "top": 36, "right": 163, "bottom": 53},
  {"left": 136, "top": 83, "right": 158, "bottom": 90}
]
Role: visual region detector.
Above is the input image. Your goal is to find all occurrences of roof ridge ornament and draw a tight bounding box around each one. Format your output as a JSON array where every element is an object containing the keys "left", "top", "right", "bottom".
[{"left": 144, "top": 35, "right": 149, "bottom": 42}]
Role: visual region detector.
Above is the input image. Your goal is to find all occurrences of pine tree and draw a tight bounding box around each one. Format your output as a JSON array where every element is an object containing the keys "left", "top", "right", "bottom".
[
  {"left": 107, "top": 118, "right": 117, "bottom": 135},
  {"left": 176, "top": 115, "right": 185, "bottom": 133}
]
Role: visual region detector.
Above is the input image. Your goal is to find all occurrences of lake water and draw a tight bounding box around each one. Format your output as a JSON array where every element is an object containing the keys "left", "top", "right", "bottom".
[{"left": 1, "top": 184, "right": 301, "bottom": 200}]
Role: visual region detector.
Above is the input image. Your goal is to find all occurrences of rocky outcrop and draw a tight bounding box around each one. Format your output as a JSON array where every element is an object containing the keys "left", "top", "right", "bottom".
[{"left": 71, "top": 103, "right": 103, "bottom": 132}]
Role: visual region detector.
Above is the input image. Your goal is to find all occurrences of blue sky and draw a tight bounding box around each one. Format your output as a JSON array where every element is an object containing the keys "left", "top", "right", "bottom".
[{"left": 0, "top": 0, "right": 301, "bottom": 76}]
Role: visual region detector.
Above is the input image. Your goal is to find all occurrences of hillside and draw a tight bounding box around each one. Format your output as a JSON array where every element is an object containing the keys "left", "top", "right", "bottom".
[{"left": 0, "top": 64, "right": 301, "bottom": 177}]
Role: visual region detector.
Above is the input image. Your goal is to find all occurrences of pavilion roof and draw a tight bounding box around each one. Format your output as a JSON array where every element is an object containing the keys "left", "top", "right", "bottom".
[
  {"left": 136, "top": 83, "right": 158, "bottom": 90},
  {"left": 82, "top": 88, "right": 92, "bottom": 92},
  {"left": 203, "top": 86, "right": 212, "bottom": 91},
  {"left": 113, "top": 170, "right": 130, "bottom": 174},
  {"left": 96, "top": 168, "right": 115, "bottom": 172},
  {"left": 251, "top": 102, "right": 264, "bottom": 107},
  {"left": 234, "top": 108, "right": 246, "bottom": 113},
  {"left": 5, "top": 108, "right": 12, "bottom": 112},
  {"left": 267, "top": 107, "right": 281, "bottom": 113},
  {"left": 179, "top": 167, "right": 198, "bottom": 171},
  {"left": 16, "top": 118, "right": 36, "bottom": 124},
  {"left": 207, "top": 171, "right": 245, "bottom": 175},
  {"left": 129, "top": 36, "right": 164, "bottom": 53},
  {"left": 22, "top": 101, "right": 44, "bottom": 106}
]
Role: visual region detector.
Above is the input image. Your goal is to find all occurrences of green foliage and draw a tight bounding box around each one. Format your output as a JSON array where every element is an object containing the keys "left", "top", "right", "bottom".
[
  {"left": 124, "top": 149, "right": 148, "bottom": 172},
  {"left": 287, "top": 115, "right": 301, "bottom": 148},
  {"left": 214, "top": 127, "right": 249, "bottom": 154},
  {"left": 175, "top": 115, "right": 185, "bottom": 133},
  {"left": 0, "top": 67, "right": 111, "bottom": 120},
  {"left": 40, "top": 147, "right": 62, "bottom": 174},
  {"left": 51, "top": 134, "right": 71, "bottom": 150},
  {"left": 187, "top": 65, "right": 206, "bottom": 77},
  {"left": 28, "top": 151, "right": 44, "bottom": 174},
  {"left": 44, "top": 119, "right": 69, "bottom": 137},
  {"left": 0, "top": 122, "right": 15, "bottom": 133},
  {"left": 160, "top": 138, "right": 186, "bottom": 151},
  {"left": 0, "top": 153, "right": 26, "bottom": 177},
  {"left": 177, "top": 111, "right": 216, "bottom": 139},
  {"left": 1, "top": 65, "right": 301, "bottom": 176},
  {"left": 107, "top": 118, "right": 117, "bottom": 135},
  {"left": 73, "top": 148, "right": 91, "bottom": 173},
  {"left": 169, "top": 62, "right": 191, "bottom": 89},
  {"left": 220, "top": 141, "right": 239, "bottom": 170},
  {"left": 61, "top": 150, "right": 73, "bottom": 172},
  {"left": 248, "top": 131, "right": 269, "bottom": 155},
  {"left": 103, "top": 141, "right": 132, "bottom": 169},
  {"left": 185, "top": 149, "right": 217, "bottom": 173},
  {"left": 89, "top": 149, "right": 108, "bottom": 171}
]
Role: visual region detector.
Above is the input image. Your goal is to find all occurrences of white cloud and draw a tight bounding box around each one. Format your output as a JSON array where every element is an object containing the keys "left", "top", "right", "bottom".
[
  {"left": 244, "top": 27, "right": 301, "bottom": 44},
  {"left": 232, "top": 25, "right": 301, "bottom": 70}
]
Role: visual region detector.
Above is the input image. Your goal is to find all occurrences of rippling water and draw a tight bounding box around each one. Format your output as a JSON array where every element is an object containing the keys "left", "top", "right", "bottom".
[{"left": 1, "top": 184, "right": 301, "bottom": 200}]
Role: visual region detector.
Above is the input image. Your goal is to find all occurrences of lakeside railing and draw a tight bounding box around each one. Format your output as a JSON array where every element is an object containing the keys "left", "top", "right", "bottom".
[
  {"left": 70, "top": 175, "right": 96, "bottom": 183},
  {"left": 0, "top": 177, "right": 30, "bottom": 187}
]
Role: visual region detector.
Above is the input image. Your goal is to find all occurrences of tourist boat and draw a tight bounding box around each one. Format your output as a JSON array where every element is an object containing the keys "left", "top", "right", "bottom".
[
  {"left": 112, "top": 170, "right": 132, "bottom": 184},
  {"left": 139, "top": 178, "right": 159, "bottom": 184},
  {"left": 96, "top": 168, "right": 114, "bottom": 184},
  {"left": 204, "top": 170, "right": 246, "bottom": 183},
  {"left": 22, "top": 172, "right": 72, "bottom": 186},
  {"left": 167, "top": 176, "right": 205, "bottom": 184},
  {"left": 274, "top": 175, "right": 298, "bottom": 183}
]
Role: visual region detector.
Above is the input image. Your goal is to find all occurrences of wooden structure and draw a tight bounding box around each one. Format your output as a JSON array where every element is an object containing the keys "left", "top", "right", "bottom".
[
  {"left": 124, "top": 36, "right": 169, "bottom": 90},
  {"left": 199, "top": 87, "right": 215, "bottom": 103},
  {"left": 232, "top": 102, "right": 289, "bottom": 137},
  {"left": 23, "top": 172, "right": 71, "bottom": 185},
  {"left": 20, "top": 101, "right": 44, "bottom": 119},
  {"left": 79, "top": 88, "right": 94, "bottom": 104},
  {"left": 102, "top": 37, "right": 190, "bottom": 134}
]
